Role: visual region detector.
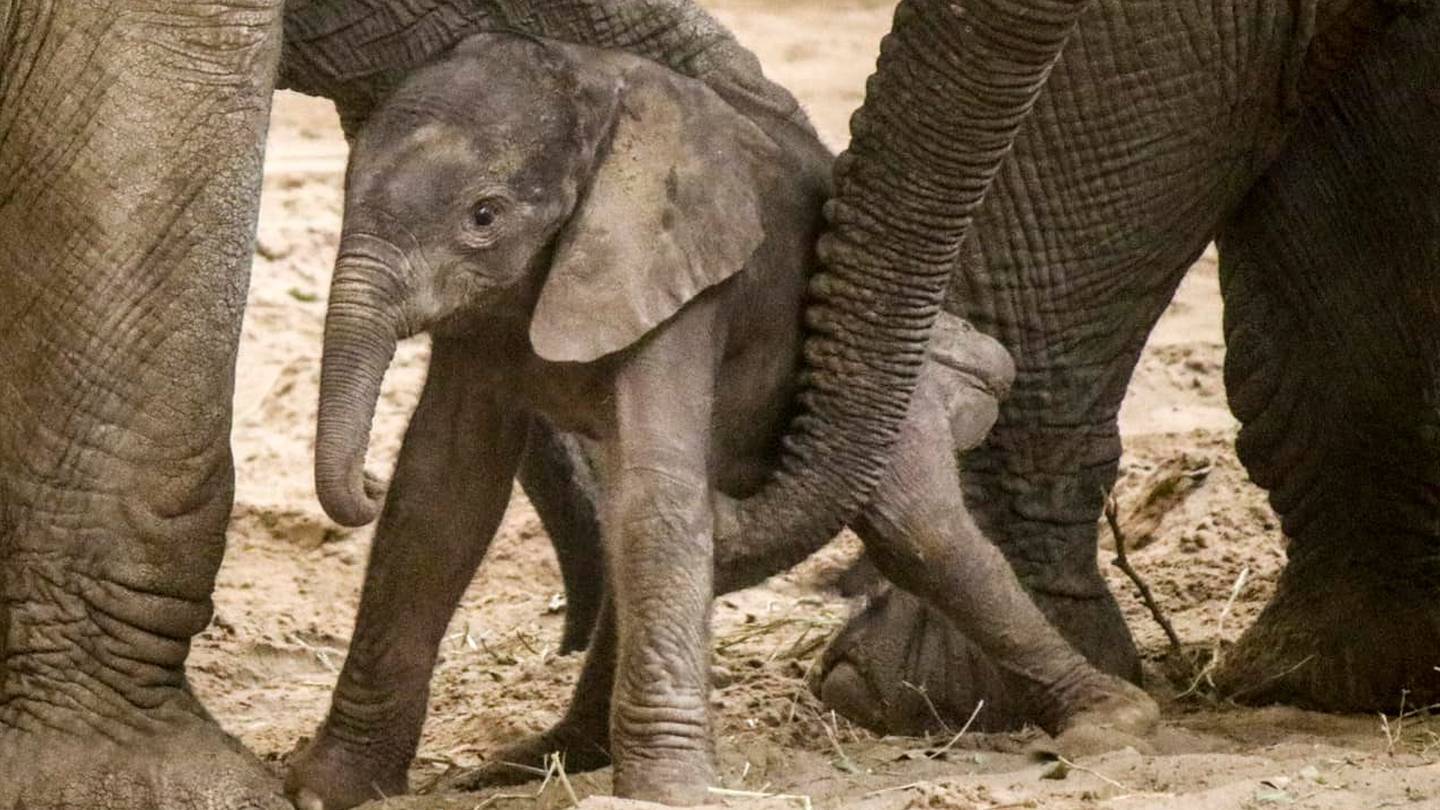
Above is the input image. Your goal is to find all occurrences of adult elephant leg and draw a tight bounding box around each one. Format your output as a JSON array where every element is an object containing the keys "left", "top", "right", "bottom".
[
  {"left": 820, "top": 232, "right": 1204, "bottom": 732},
  {"left": 288, "top": 339, "right": 528, "bottom": 810},
  {"left": 814, "top": 0, "right": 1355, "bottom": 730},
  {"left": 0, "top": 3, "right": 288, "bottom": 809},
  {"left": 827, "top": 359, "right": 1158, "bottom": 742},
  {"left": 815, "top": 263, "right": 1180, "bottom": 733},
  {"left": 517, "top": 419, "right": 605, "bottom": 654},
  {"left": 1214, "top": 14, "right": 1440, "bottom": 711}
]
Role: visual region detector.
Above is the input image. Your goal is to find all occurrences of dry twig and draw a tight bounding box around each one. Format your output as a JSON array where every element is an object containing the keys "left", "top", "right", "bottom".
[
  {"left": 1056, "top": 755, "right": 1131, "bottom": 792},
  {"left": 927, "top": 699, "right": 985, "bottom": 760},
  {"left": 545, "top": 752, "right": 581, "bottom": 807},
  {"left": 901, "top": 680, "right": 954, "bottom": 737},
  {"left": 1104, "top": 494, "right": 1184, "bottom": 657},
  {"left": 1179, "top": 564, "right": 1254, "bottom": 699},
  {"left": 708, "top": 786, "right": 813, "bottom": 809}
]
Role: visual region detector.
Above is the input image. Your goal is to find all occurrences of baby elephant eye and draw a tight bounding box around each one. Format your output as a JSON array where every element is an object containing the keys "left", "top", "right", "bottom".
[{"left": 472, "top": 201, "right": 498, "bottom": 228}]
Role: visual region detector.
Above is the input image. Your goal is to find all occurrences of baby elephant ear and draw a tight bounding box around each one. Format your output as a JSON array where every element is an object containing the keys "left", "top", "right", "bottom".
[{"left": 530, "top": 65, "right": 779, "bottom": 364}]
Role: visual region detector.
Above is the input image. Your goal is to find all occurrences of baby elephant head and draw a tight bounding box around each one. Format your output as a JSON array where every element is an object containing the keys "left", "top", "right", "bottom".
[{"left": 316, "top": 33, "right": 779, "bottom": 526}]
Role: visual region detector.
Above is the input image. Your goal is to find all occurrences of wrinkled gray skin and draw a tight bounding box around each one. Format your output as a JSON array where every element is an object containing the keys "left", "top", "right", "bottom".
[
  {"left": 820, "top": 0, "right": 1440, "bottom": 727},
  {"left": 5, "top": 0, "right": 1430, "bottom": 806},
  {"left": 486, "top": 0, "right": 1440, "bottom": 737},
  {"left": 1, "top": 1, "right": 1086, "bottom": 808},
  {"left": 287, "top": 35, "right": 1159, "bottom": 809},
  {"left": 533, "top": 0, "right": 1440, "bottom": 736}
]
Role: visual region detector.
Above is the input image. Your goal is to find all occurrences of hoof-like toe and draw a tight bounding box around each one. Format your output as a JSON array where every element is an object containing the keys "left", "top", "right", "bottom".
[
  {"left": 284, "top": 730, "right": 409, "bottom": 810},
  {"left": 291, "top": 787, "right": 327, "bottom": 810},
  {"left": 1037, "top": 678, "right": 1160, "bottom": 758}
]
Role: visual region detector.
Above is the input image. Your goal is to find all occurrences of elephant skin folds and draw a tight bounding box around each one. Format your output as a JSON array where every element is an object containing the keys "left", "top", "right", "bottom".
[{"left": 195, "top": 5, "right": 1438, "bottom": 810}]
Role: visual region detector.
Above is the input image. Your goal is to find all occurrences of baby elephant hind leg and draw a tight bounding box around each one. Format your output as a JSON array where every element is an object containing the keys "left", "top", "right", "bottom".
[
  {"left": 832, "top": 368, "right": 1158, "bottom": 751},
  {"left": 518, "top": 418, "right": 607, "bottom": 654}
]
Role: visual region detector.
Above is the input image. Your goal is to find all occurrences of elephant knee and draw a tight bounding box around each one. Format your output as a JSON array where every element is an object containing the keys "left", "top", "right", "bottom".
[{"left": 856, "top": 502, "right": 967, "bottom": 598}]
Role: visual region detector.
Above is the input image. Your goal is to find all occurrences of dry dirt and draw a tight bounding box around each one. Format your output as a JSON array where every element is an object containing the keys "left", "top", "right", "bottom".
[{"left": 195, "top": 1, "right": 1440, "bottom": 808}]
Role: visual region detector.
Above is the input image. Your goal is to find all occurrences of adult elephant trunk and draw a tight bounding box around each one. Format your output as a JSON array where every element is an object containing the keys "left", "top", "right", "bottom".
[
  {"left": 717, "top": 0, "right": 1092, "bottom": 587},
  {"left": 315, "top": 257, "right": 404, "bottom": 527}
]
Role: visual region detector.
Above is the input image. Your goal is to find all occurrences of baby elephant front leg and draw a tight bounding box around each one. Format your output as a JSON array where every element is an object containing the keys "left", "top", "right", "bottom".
[
  {"left": 604, "top": 304, "right": 722, "bottom": 805},
  {"left": 607, "top": 465, "right": 715, "bottom": 803}
]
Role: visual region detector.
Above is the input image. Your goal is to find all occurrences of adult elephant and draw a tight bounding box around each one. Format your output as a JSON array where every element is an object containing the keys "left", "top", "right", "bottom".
[
  {"left": 0, "top": 0, "right": 1085, "bottom": 807},
  {"left": 811, "top": 0, "right": 1440, "bottom": 731}
]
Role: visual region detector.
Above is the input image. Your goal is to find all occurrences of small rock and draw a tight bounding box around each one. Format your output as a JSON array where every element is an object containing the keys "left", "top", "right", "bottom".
[
  {"left": 256, "top": 235, "right": 292, "bottom": 261},
  {"left": 546, "top": 593, "right": 567, "bottom": 614},
  {"left": 1040, "top": 760, "right": 1071, "bottom": 781},
  {"left": 711, "top": 665, "right": 737, "bottom": 689}
]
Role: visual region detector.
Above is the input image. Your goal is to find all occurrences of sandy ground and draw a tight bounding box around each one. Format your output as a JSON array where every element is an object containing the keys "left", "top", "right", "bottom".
[{"left": 194, "top": 2, "right": 1440, "bottom": 808}]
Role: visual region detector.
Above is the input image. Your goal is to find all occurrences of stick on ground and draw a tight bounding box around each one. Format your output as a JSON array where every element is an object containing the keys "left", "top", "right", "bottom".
[{"left": 1105, "top": 493, "right": 1185, "bottom": 657}]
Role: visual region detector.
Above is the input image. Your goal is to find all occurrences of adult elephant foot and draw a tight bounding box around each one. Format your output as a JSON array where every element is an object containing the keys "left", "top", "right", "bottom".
[
  {"left": 1214, "top": 549, "right": 1440, "bottom": 712},
  {"left": 1212, "top": 13, "right": 1440, "bottom": 715},
  {"left": 432, "top": 716, "right": 613, "bottom": 793},
  {"left": 0, "top": 704, "right": 288, "bottom": 810},
  {"left": 814, "top": 586, "right": 1151, "bottom": 742}
]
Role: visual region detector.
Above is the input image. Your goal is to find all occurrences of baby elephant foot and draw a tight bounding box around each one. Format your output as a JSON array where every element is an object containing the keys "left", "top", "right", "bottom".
[
  {"left": 434, "top": 719, "right": 612, "bottom": 792},
  {"left": 285, "top": 726, "right": 410, "bottom": 810},
  {"left": 612, "top": 749, "right": 716, "bottom": 807},
  {"left": 1038, "top": 676, "right": 1160, "bottom": 758}
]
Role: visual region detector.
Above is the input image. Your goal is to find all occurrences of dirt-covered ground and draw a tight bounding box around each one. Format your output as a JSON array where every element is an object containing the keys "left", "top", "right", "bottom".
[{"left": 195, "top": 1, "right": 1440, "bottom": 807}]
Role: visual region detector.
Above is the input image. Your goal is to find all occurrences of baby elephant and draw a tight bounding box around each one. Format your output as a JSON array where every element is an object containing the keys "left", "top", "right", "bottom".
[{"left": 287, "top": 33, "right": 1157, "bottom": 809}]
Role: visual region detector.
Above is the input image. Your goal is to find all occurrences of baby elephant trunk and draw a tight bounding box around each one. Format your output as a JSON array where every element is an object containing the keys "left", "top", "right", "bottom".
[{"left": 315, "top": 253, "right": 407, "bottom": 527}]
